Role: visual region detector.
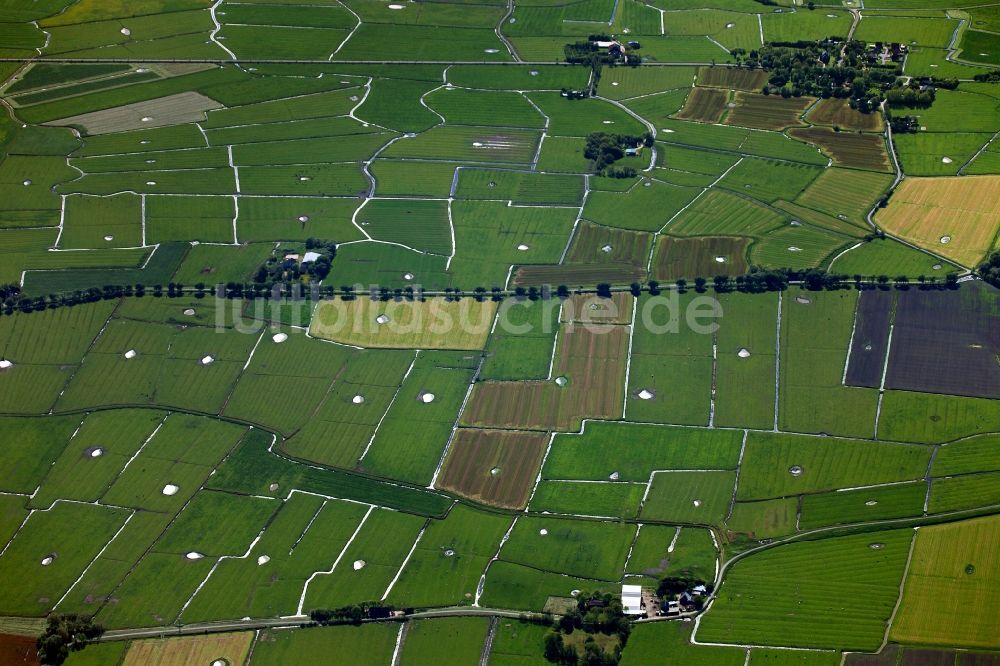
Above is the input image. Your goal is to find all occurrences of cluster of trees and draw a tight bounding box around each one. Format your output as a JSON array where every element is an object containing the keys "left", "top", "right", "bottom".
[
  {"left": 308, "top": 603, "right": 401, "bottom": 626},
  {"left": 583, "top": 132, "right": 653, "bottom": 176},
  {"left": 976, "top": 251, "right": 1000, "bottom": 288},
  {"left": 36, "top": 614, "right": 104, "bottom": 666},
  {"left": 253, "top": 238, "right": 336, "bottom": 285},
  {"left": 543, "top": 592, "right": 630, "bottom": 665},
  {"left": 731, "top": 40, "right": 917, "bottom": 112},
  {"left": 887, "top": 111, "right": 920, "bottom": 133}
]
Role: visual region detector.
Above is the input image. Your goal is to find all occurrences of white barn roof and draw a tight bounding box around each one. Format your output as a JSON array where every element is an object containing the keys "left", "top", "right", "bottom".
[{"left": 622, "top": 584, "right": 644, "bottom": 616}]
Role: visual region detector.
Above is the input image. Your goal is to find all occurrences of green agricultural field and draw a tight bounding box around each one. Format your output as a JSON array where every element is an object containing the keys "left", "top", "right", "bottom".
[
  {"left": 400, "top": 617, "right": 490, "bottom": 666},
  {"left": 250, "top": 624, "right": 399, "bottom": 665},
  {"left": 499, "top": 515, "right": 635, "bottom": 582},
  {"left": 641, "top": 471, "right": 736, "bottom": 525},
  {"left": 0, "top": 5, "right": 998, "bottom": 663},
  {"left": 779, "top": 290, "right": 879, "bottom": 438},
  {"left": 529, "top": 480, "right": 645, "bottom": 519},
  {"left": 544, "top": 422, "right": 743, "bottom": 481},
  {"left": 736, "top": 431, "right": 932, "bottom": 500},
  {"left": 699, "top": 530, "right": 914, "bottom": 650},
  {"left": 386, "top": 505, "right": 511, "bottom": 607},
  {"left": 891, "top": 515, "right": 998, "bottom": 648}
]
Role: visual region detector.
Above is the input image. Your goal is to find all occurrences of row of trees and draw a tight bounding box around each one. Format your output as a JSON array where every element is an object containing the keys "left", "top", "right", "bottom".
[
  {"left": 0, "top": 268, "right": 966, "bottom": 316},
  {"left": 976, "top": 251, "right": 1000, "bottom": 288}
]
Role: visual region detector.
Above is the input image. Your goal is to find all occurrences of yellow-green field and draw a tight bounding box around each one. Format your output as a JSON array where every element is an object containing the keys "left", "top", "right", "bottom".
[
  {"left": 122, "top": 632, "right": 255, "bottom": 666},
  {"left": 875, "top": 175, "right": 1000, "bottom": 267},
  {"left": 891, "top": 515, "right": 999, "bottom": 648},
  {"left": 309, "top": 298, "right": 497, "bottom": 350}
]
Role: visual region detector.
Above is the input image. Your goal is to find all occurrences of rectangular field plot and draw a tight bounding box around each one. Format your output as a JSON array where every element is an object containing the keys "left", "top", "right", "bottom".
[
  {"left": 209, "top": 429, "right": 452, "bottom": 517},
  {"left": 793, "top": 168, "right": 893, "bottom": 232},
  {"left": 725, "top": 92, "right": 813, "bottom": 130},
  {"left": 512, "top": 221, "right": 652, "bottom": 289},
  {"left": 499, "top": 515, "right": 635, "bottom": 581},
  {"left": 370, "top": 160, "right": 458, "bottom": 198},
  {"left": 462, "top": 321, "right": 629, "bottom": 431},
  {"left": 381, "top": 126, "right": 541, "bottom": 165},
  {"left": 719, "top": 157, "right": 822, "bottom": 204},
  {"left": 0, "top": 501, "right": 130, "bottom": 616},
  {"left": 223, "top": 327, "right": 355, "bottom": 435},
  {"left": 928, "top": 473, "right": 1000, "bottom": 513},
  {"left": 303, "top": 507, "right": 426, "bottom": 608},
  {"left": 399, "top": 617, "right": 490, "bottom": 666},
  {"left": 145, "top": 195, "right": 235, "bottom": 244},
  {"left": 479, "top": 560, "right": 613, "bottom": 612},
  {"left": 451, "top": 201, "right": 578, "bottom": 288},
  {"left": 232, "top": 134, "right": 390, "bottom": 167},
  {"left": 543, "top": 422, "right": 743, "bottom": 482},
  {"left": 844, "top": 289, "right": 894, "bottom": 388},
  {"left": 622, "top": 621, "right": 745, "bottom": 666},
  {"left": 625, "top": 292, "right": 714, "bottom": 426},
  {"left": 884, "top": 282, "right": 1000, "bottom": 400},
  {"left": 890, "top": 515, "right": 998, "bottom": 649},
  {"left": 600, "top": 66, "right": 696, "bottom": 100},
  {"left": 250, "top": 624, "right": 399, "bottom": 666},
  {"left": 714, "top": 292, "right": 778, "bottom": 430},
  {"left": 30, "top": 409, "right": 165, "bottom": 508},
  {"left": 360, "top": 350, "right": 478, "bottom": 485},
  {"left": 45, "top": 92, "right": 223, "bottom": 135},
  {"left": 640, "top": 471, "right": 736, "bottom": 526},
  {"left": 355, "top": 198, "right": 452, "bottom": 255},
  {"left": 180, "top": 495, "right": 370, "bottom": 622},
  {"left": 653, "top": 236, "right": 751, "bottom": 282},
  {"left": 57, "top": 318, "right": 256, "bottom": 414},
  {"left": 60, "top": 194, "right": 142, "bottom": 249},
  {"left": 201, "top": 88, "right": 363, "bottom": 129},
  {"left": 675, "top": 87, "right": 728, "bottom": 124},
  {"left": 424, "top": 88, "right": 545, "bottom": 128},
  {"left": 778, "top": 290, "right": 879, "bottom": 438},
  {"left": 838, "top": 240, "right": 950, "bottom": 285},
  {"left": 697, "top": 530, "right": 913, "bottom": 650},
  {"left": 121, "top": 633, "right": 255, "bottom": 666},
  {"left": 787, "top": 127, "right": 891, "bottom": 171},
  {"left": 170, "top": 242, "right": 272, "bottom": 285},
  {"left": 154, "top": 490, "right": 277, "bottom": 558},
  {"left": 235, "top": 197, "right": 364, "bottom": 242},
  {"left": 807, "top": 97, "right": 884, "bottom": 132},
  {"left": 879, "top": 391, "right": 1000, "bottom": 444},
  {"left": 799, "top": 481, "right": 926, "bottom": 529},
  {"left": 446, "top": 65, "right": 590, "bottom": 92},
  {"left": 727, "top": 498, "right": 797, "bottom": 541},
  {"left": 437, "top": 429, "right": 549, "bottom": 509},
  {"left": 480, "top": 298, "right": 561, "bottom": 381},
  {"left": 205, "top": 116, "right": 380, "bottom": 147},
  {"left": 279, "top": 349, "right": 415, "bottom": 469},
  {"left": 310, "top": 298, "right": 495, "bottom": 350},
  {"left": 736, "top": 431, "right": 931, "bottom": 501},
  {"left": 624, "top": 524, "right": 678, "bottom": 577},
  {"left": 584, "top": 179, "right": 701, "bottom": 233},
  {"left": 530, "top": 480, "right": 645, "bottom": 519},
  {"left": 933, "top": 434, "right": 1000, "bottom": 476},
  {"left": 101, "top": 413, "right": 248, "bottom": 513},
  {"left": 386, "top": 504, "right": 511, "bottom": 608},
  {"left": 326, "top": 242, "right": 451, "bottom": 292},
  {"left": 455, "top": 168, "right": 584, "bottom": 205}
]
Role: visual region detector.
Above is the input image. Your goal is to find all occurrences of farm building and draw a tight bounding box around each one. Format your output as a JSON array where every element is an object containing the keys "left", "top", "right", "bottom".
[{"left": 622, "top": 584, "right": 644, "bottom": 615}]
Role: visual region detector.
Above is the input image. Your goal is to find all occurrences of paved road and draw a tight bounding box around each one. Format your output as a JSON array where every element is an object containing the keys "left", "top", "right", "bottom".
[
  {"left": 100, "top": 607, "right": 551, "bottom": 642},
  {"left": 0, "top": 57, "right": 733, "bottom": 67}
]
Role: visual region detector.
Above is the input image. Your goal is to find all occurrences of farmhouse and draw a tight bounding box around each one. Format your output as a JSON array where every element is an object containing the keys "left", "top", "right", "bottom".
[{"left": 621, "top": 584, "right": 644, "bottom": 616}]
